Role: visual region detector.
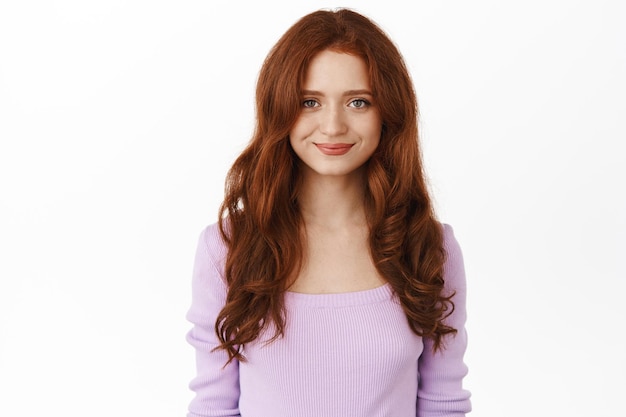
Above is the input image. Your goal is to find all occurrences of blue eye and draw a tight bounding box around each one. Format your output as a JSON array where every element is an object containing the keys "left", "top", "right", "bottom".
[{"left": 303, "top": 99, "right": 318, "bottom": 108}]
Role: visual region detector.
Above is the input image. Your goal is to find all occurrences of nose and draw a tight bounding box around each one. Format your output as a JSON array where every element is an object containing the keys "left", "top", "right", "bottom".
[{"left": 319, "top": 106, "right": 348, "bottom": 137}]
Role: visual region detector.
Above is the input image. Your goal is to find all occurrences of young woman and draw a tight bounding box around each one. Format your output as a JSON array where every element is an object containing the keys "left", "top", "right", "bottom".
[{"left": 186, "top": 8, "right": 471, "bottom": 417}]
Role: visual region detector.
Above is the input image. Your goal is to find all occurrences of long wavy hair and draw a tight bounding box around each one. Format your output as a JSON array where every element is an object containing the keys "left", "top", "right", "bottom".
[{"left": 216, "top": 8, "right": 456, "bottom": 364}]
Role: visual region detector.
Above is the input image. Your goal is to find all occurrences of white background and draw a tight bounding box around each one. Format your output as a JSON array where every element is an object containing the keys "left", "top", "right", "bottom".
[{"left": 1, "top": 0, "right": 624, "bottom": 416}]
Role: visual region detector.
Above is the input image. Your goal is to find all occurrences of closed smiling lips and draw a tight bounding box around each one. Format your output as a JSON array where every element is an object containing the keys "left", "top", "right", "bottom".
[{"left": 314, "top": 143, "right": 354, "bottom": 155}]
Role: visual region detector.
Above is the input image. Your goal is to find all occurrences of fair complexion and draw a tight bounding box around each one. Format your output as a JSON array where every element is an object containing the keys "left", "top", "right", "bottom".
[
  {"left": 288, "top": 49, "right": 385, "bottom": 294},
  {"left": 289, "top": 49, "right": 382, "bottom": 182}
]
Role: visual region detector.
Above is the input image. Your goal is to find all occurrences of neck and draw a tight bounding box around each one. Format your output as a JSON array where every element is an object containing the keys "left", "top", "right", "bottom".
[{"left": 297, "top": 167, "right": 368, "bottom": 229}]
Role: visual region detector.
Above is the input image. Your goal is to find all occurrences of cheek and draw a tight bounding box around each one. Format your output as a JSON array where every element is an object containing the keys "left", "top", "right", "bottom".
[
  {"left": 366, "top": 124, "right": 382, "bottom": 153},
  {"left": 288, "top": 117, "right": 308, "bottom": 142},
  {"left": 365, "top": 112, "right": 383, "bottom": 138},
  {"left": 369, "top": 137, "right": 381, "bottom": 154},
  {"left": 366, "top": 120, "right": 383, "bottom": 142}
]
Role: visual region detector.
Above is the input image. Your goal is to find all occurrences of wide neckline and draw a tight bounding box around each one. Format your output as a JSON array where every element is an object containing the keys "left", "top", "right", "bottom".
[{"left": 284, "top": 282, "right": 394, "bottom": 307}]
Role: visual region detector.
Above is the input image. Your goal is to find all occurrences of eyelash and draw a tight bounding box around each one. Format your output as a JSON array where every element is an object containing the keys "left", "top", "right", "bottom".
[
  {"left": 349, "top": 99, "right": 370, "bottom": 108},
  {"left": 301, "top": 99, "right": 371, "bottom": 108}
]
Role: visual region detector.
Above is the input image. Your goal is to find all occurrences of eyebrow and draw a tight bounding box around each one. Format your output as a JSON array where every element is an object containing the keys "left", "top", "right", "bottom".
[{"left": 301, "top": 89, "right": 373, "bottom": 97}]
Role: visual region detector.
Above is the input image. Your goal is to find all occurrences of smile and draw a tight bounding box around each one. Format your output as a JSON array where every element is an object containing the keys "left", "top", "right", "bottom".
[{"left": 314, "top": 143, "right": 354, "bottom": 156}]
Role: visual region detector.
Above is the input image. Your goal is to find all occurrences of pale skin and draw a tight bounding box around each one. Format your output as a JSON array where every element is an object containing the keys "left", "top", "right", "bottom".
[{"left": 287, "top": 49, "right": 387, "bottom": 294}]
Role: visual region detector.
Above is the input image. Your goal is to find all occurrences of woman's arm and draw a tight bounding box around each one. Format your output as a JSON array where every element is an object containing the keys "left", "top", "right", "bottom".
[
  {"left": 416, "top": 224, "right": 472, "bottom": 417},
  {"left": 186, "top": 224, "right": 241, "bottom": 417}
]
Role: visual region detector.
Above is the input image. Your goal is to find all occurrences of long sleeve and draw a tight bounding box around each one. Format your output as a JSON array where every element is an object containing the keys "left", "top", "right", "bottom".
[
  {"left": 186, "top": 224, "right": 240, "bottom": 417},
  {"left": 416, "top": 224, "right": 472, "bottom": 416}
]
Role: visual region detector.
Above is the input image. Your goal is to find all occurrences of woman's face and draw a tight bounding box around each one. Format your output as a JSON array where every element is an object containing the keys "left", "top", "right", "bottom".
[{"left": 289, "top": 49, "right": 382, "bottom": 180}]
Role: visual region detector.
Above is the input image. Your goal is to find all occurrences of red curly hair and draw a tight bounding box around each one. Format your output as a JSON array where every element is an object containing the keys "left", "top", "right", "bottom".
[{"left": 216, "top": 8, "right": 456, "bottom": 364}]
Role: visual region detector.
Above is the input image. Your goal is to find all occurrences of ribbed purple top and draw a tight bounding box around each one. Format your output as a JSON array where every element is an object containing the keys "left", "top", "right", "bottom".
[
  {"left": 186, "top": 223, "right": 471, "bottom": 417},
  {"left": 284, "top": 281, "right": 393, "bottom": 306}
]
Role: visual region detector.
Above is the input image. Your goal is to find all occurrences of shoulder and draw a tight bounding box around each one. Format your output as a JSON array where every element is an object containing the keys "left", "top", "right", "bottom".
[
  {"left": 441, "top": 223, "right": 462, "bottom": 261},
  {"left": 199, "top": 222, "right": 226, "bottom": 248},
  {"left": 188, "top": 223, "right": 230, "bottom": 327},
  {"left": 196, "top": 222, "right": 228, "bottom": 275},
  {"left": 440, "top": 223, "right": 466, "bottom": 292}
]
